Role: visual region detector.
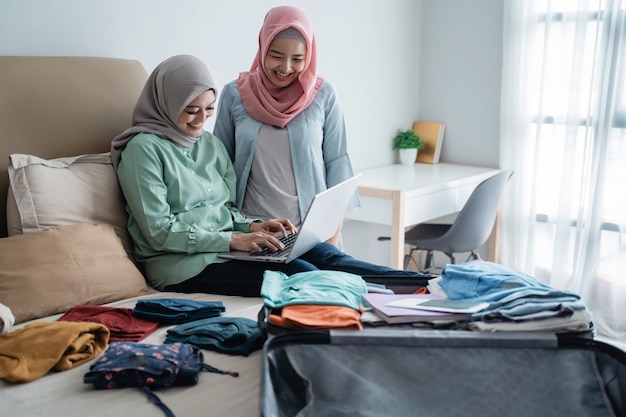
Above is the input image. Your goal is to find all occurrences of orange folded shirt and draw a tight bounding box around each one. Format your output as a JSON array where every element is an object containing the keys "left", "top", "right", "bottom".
[{"left": 269, "top": 304, "right": 363, "bottom": 331}]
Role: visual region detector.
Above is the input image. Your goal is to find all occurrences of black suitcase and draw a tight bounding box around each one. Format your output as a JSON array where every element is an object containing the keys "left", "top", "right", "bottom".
[{"left": 261, "top": 329, "right": 626, "bottom": 417}]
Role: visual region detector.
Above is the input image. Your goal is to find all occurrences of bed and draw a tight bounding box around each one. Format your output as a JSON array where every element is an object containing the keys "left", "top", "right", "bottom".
[{"left": 0, "top": 56, "right": 265, "bottom": 416}]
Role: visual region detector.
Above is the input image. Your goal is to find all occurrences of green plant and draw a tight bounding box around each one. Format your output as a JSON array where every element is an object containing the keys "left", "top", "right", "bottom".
[{"left": 392, "top": 129, "right": 424, "bottom": 150}]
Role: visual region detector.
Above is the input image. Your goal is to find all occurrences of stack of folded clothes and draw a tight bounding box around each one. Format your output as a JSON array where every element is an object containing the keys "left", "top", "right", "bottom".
[
  {"left": 432, "top": 262, "right": 593, "bottom": 333},
  {"left": 137, "top": 298, "right": 266, "bottom": 356},
  {"left": 261, "top": 270, "right": 367, "bottom": 331}
]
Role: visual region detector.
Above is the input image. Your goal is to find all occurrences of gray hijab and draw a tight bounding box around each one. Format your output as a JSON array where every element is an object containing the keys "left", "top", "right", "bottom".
[{"left": 110, "top": 54, "right": 217, "bottom": 169}]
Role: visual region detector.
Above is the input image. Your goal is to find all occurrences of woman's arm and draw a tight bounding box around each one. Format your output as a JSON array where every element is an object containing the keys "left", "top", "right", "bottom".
[
  {"left": 320, "top": 83, "right": 360, "bottom": 241},
  {"left": 213, "top": 81, "right": 237, "bottom": 161},
  {"left": 321, "top": 81, "right": 355, "bottom": 188}
]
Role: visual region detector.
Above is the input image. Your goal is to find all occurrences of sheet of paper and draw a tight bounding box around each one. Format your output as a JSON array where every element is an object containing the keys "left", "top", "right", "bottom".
[{"left": 386, "top": 298, "right": 489, "bottom": 314}]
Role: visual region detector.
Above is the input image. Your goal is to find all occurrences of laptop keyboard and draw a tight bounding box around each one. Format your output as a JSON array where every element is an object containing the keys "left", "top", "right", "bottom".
[{"left": 250, "top": 232, "right": 298, "bottom": 257}]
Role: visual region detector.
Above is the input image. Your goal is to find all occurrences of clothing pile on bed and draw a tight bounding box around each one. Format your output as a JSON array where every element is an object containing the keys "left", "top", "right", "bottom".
[
  {"left": 0, "top": 298, "right": 266, "bottom": 384},
  {"left": 429, "top": 261, "right": 593, "bottom": 333}
]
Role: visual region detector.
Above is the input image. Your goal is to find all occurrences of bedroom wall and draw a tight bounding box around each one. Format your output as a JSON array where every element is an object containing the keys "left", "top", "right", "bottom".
[
  {"left": 0, "top": 0, "right": 503, "bottom": 267},
  {"left": 0, "top": 0, "right": 421, "bottom": 170},
  {"left": 342, "top": 0, "right": 504, "bottom": 265}
]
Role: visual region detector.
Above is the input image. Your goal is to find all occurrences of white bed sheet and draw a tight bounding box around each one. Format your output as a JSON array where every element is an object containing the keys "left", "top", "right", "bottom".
[{"left": 0, "top": 292, "right": 266, "bottom": 417}]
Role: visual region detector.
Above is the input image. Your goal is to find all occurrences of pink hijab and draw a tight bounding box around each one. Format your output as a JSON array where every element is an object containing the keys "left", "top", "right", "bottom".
[{"left": 237, "top": 6, "right": 324, "bottom": 128}]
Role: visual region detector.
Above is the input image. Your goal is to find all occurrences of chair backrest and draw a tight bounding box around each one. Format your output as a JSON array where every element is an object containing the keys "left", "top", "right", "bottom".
[{"left": 442, "top": 170, "right": 513, "bottom": 252}]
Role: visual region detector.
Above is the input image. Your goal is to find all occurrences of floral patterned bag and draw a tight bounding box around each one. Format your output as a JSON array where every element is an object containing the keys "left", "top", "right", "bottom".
[{"left": 84, "top": 341, "right": 238, "bottom": 417}]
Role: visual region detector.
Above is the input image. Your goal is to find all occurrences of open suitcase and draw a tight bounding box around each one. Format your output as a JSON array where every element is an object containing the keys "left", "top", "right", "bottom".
[{"left": 261, "top": 329, "right": 626, "bottom": 417}]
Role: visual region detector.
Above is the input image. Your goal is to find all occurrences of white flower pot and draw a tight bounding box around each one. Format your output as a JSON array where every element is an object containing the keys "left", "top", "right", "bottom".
[{"left": 398, "top": 148, "right": 418, "bottom": 165}]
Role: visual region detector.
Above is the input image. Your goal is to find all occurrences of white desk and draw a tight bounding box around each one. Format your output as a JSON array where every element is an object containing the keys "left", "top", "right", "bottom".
[{"left": 344, "top": 163, "right": 500, "bottom": 269}]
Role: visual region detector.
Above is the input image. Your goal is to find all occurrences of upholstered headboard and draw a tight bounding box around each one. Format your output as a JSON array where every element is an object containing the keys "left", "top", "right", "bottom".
[{"left": 0, "top": 56, "right": 148, "bottom": 237}]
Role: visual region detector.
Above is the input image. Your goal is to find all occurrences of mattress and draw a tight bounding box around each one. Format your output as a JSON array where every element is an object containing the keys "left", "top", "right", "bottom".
[{"left": 0, "top": 292, "right": 265, "bottom": 417}]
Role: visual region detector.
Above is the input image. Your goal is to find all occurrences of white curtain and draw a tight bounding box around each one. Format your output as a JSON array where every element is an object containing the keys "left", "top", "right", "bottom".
[{"left": 500, "top": 0, "right": 626, "bottom": 339}]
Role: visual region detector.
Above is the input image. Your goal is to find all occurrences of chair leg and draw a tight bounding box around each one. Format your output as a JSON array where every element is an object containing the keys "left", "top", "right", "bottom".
[
  {"left": 466, "top": 251, "right": 482, "bottom": 262},
  {"left": 423, "top": 251, "right": 434, "bottom": 272},
  {"left": 405, "top": 248, "right": 420, "bottom": 270}
]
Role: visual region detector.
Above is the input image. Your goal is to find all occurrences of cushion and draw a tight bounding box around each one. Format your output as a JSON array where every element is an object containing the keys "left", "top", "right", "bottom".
[
  {"left": 6, "top": 153, "right": 133, "bottom": 255},
  {"left": 0, "top": 223, "right": 150, "bottom": 324}
]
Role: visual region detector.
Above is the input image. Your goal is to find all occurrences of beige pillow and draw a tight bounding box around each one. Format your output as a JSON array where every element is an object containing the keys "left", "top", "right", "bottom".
[
  {"left": 7, "top": 152, "right": 133, "bottom": 255},
  {"left": 0, "top": 223, "right": 150, "bottom": 324}
]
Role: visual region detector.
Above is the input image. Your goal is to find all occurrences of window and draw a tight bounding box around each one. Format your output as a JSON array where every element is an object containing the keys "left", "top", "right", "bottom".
[
  {"left": 501, "top": 0, "right": 626, "bottom": 337},
  {"left": 530, "top": 2, "right": 626, "bottom": 278}
]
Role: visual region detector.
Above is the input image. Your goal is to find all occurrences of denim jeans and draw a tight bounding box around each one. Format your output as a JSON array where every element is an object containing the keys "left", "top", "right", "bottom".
[
  {"left": 166, "top": 242, "right": 423, "bottom": 296},
  {"left": 300, "top": 242, "right": 423, "bottom": 277}
]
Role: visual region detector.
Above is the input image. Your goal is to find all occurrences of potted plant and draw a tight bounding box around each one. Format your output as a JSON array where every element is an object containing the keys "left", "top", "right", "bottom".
[{"left": 392, "top": 129, "right": 424, "bottom": 165}]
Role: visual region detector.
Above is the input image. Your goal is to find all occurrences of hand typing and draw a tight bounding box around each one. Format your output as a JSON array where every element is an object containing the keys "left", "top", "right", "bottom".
[{"left": 230, "top": 219, "right": 298, "bottom": 252}]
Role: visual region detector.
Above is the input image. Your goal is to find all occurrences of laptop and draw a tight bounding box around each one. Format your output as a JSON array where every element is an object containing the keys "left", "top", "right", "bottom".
[{"left": 218, "top": 174, "right": 361, "bottom": 263}]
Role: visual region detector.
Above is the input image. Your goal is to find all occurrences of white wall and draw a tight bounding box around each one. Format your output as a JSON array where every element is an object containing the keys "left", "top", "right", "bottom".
[
  {"left": 0, "top": 0, "right": 503, "bottom": 268},
  {"left": 342, "top": 0, "right": 503, "bottom": 266},
  {"left": 0, "top": 0, "right": 422, "bottom": 170},
  {"left": 420, "top": 1, "right": 503, "bottom": 168}
]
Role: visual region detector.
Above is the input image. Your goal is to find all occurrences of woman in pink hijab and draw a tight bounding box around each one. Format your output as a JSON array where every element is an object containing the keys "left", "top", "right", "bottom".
[{"left": 214, "top": 6, "right": 359, "bottom": 247}]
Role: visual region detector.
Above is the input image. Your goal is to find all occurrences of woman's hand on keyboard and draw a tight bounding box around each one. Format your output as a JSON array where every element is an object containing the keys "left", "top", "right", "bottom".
[
  {"left": 230, "top": 219, "right": 298, "bottom": 252},
  {"left": 230, "top": 232, "right": 284, "bottom": 253},
  {"left": 250, "top": 219, "right": 298, "bottom": 238}
]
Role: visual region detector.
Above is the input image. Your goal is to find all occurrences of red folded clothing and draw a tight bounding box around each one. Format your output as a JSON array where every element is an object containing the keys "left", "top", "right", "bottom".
[{"left": 59, "top": 305, "right": 160, "bottom": 342}]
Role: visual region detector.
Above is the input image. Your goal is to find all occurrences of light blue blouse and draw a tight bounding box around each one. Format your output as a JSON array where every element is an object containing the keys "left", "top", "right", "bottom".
[{"left": 213, "top": 79, "right": 360, "bottom": 222}]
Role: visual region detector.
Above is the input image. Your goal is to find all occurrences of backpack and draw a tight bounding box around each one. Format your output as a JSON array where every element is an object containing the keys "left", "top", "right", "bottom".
[{"left": 84, "top": 341, "right": 238, "bottom": 417}]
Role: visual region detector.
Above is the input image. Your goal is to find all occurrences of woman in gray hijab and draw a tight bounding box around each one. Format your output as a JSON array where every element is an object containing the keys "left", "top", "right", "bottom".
[{"left": 112, "top": 55, "right": 425, "bottom": 296}]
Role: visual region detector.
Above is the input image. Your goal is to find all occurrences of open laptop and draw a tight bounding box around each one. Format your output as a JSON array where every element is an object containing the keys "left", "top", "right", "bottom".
[{"left": 218, "top": 174, "right": 361, "bottom": 263}]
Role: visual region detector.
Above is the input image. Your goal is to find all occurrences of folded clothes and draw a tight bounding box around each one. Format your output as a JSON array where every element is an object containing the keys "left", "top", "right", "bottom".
[
  {"left": 59, "top": 305, "right": 160, "bottom": 342},
  {"left": 165, "top": 317, "right": 265, "bottom": 356},
  {"left": 439, "top": 262, "right": 593, "bottom": 333},
  {"left": 269, "top": 304, "right": 363, "bottom": 331},
  {"left": 467, "top": 309, "right": 594, "bottom": 333},
  {"left": 473, "top": 295, "right": 587, "bottom": 322},
  {"left": 261, "top": 270, "right": 367, "bottom": 310},
  {"left": 440, "top": 262, "right": 579, "bottom": 303},
  {"left": 133, "top": 298, "right": 225, "bottom": 324},
  {"left": 0, "top": 321, "right": 109, "bottom": 382}
]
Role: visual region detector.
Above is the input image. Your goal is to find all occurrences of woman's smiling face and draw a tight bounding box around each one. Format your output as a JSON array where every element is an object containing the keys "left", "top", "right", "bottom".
[
  {"left": 263, "top": 37, "right": 307, "bottom": 88},
  {"left": 176, "top": 89, "right": 216, "bottom": 137}
]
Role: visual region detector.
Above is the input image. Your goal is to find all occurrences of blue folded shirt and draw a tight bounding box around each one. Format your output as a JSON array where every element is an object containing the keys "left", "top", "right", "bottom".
[
  {"left": 133, "top": 298, "right": 225, "bottom": 324},
  {"left": 165, "top": 317, "right": 265, "bottom": 356},
  {"left": 440, "top": 262, "right": 579, "bottom": 303}
]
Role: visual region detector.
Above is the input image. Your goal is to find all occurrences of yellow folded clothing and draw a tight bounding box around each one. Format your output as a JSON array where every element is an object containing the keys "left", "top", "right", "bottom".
[{"left": 0, "top": 321, "right": 110, "bottom": 383}]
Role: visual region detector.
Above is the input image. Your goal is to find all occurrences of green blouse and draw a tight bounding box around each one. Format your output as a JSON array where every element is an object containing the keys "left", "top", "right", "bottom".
[{"left": 116, "top": 132, "right": 259, "bottom": 290}]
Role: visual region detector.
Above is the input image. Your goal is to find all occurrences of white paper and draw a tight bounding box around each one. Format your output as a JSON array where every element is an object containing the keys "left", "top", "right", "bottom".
[{"left": 386, "top": 298, "right": 489, "bottom": 314}]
